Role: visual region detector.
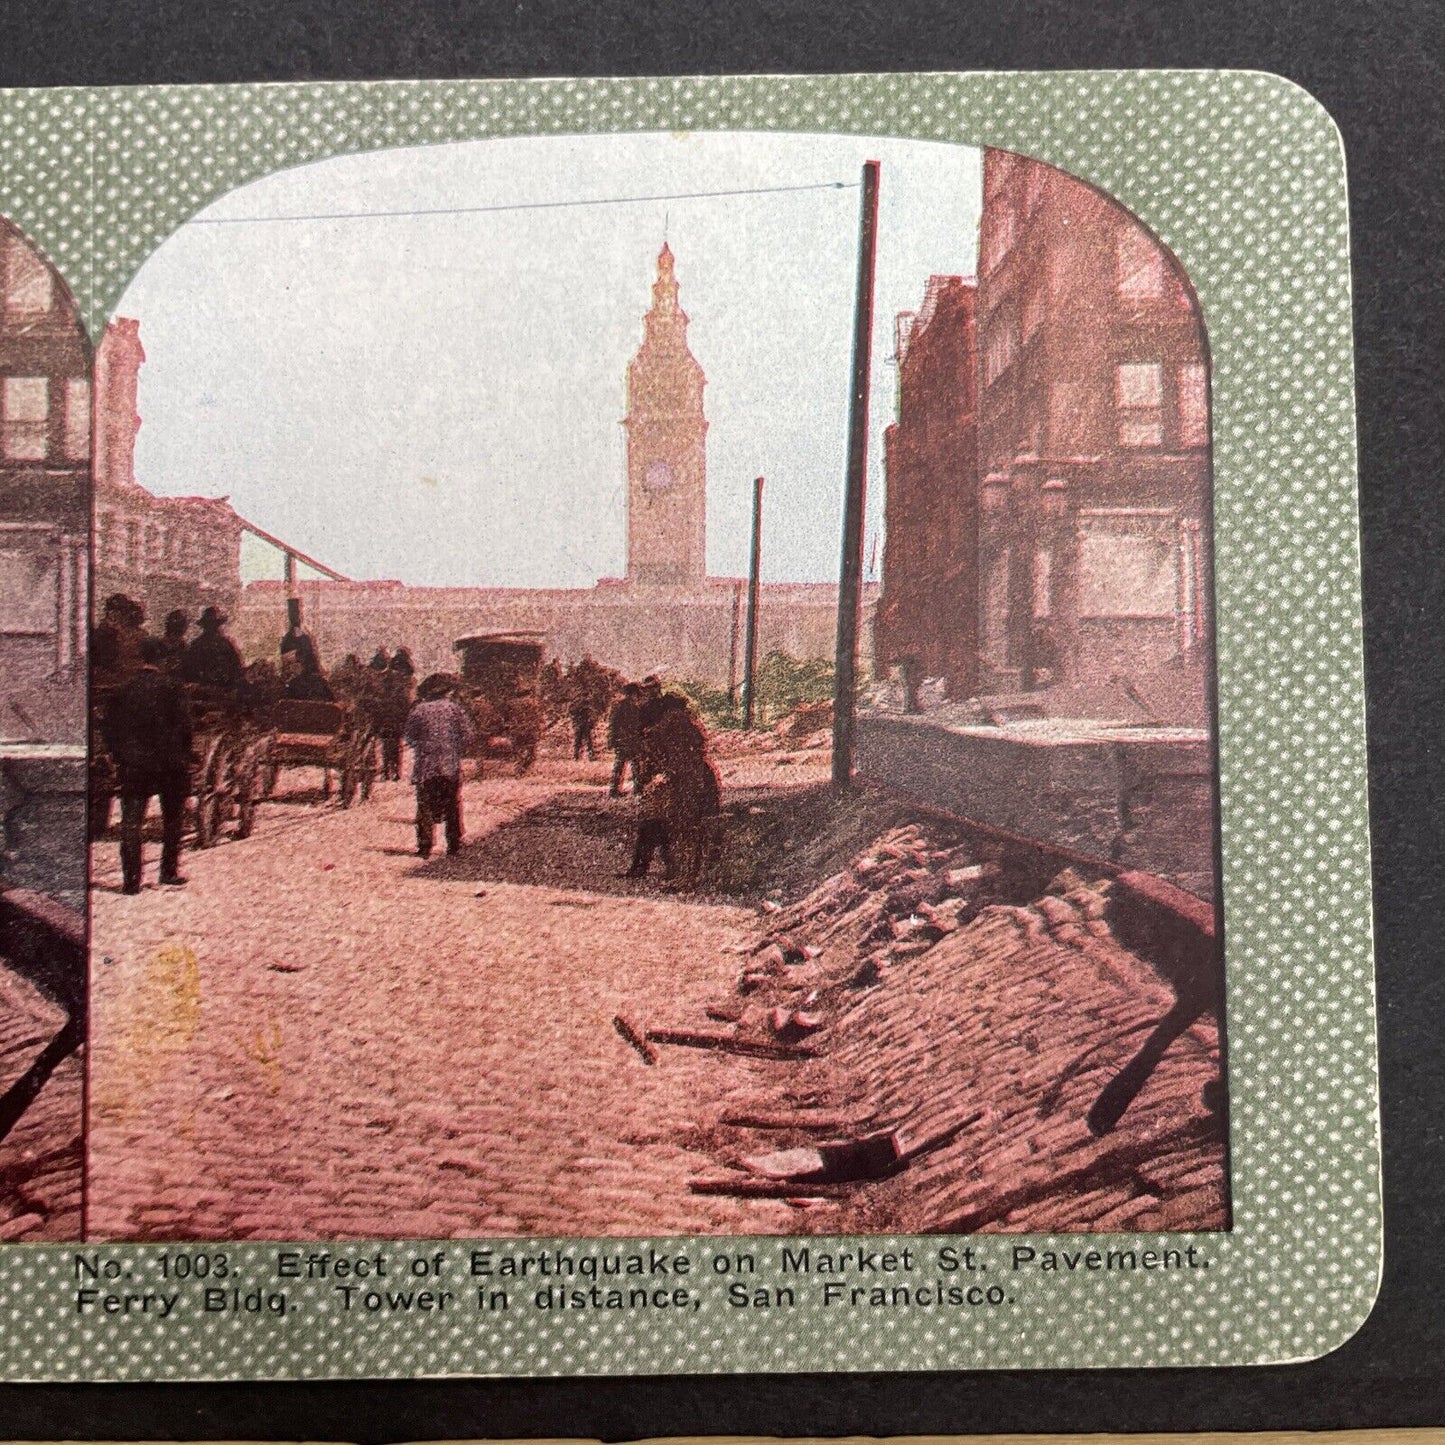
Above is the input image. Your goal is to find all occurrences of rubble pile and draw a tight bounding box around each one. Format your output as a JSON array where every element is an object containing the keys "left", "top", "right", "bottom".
[
  {"left": 641, "top": 822, "right": 1227, "bottom": 1233},
  {"left": 709, "top": 702, "right": 833, "bottom": 760},
  {"left": 0, "top": 961, "right": 83, "bottom": 1240}
]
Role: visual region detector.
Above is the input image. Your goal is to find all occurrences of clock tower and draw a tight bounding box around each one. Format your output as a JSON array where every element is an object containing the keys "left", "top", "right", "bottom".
[{"left": 624, "top": 242, "right": 707, "bottom": 587}]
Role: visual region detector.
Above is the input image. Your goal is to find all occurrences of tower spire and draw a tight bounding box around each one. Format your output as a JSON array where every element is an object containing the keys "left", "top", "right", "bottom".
[{"left": 649, "top": 240, "right": 682, "bottom": 323}]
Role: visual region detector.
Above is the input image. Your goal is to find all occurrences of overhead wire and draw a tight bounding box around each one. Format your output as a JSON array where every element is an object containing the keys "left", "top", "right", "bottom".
[{"left": 187, "top": 180, "right": 857, "bottom": 226}]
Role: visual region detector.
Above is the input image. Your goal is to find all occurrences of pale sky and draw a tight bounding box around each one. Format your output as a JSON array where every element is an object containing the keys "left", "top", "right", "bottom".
[{"left": 118, "top": 131, "right": 981, "bottom": 588}]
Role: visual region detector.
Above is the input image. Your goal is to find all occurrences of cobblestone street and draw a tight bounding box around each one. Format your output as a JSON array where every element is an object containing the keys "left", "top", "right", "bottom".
[{"left": 88, "top": 744, "right": 828, "bottom": 1240}]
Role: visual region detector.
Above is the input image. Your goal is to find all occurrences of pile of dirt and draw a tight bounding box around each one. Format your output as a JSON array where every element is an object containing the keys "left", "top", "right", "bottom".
[
  {"left": 708, "top": 702, "right": 833, "bottom": 760},
  {"left": 707, "top": 784, "right": 929, "bottom": 900},
  {"left": 631, "top": 818, "right": 1228, "bottom": 1234}
]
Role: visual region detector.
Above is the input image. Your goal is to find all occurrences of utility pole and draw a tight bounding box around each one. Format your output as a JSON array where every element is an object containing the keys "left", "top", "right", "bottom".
[
  {"left": 832, "top": 159, "right": 880, "bottom": 787},
  {"left": 727, "top": 582, "right": 742, "bottom": 708},
  {"left": 742, "top": 475, "right": 765, "bottom": 729}
]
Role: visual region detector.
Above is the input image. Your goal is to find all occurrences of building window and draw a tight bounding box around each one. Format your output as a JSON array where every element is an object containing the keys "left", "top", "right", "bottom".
[
  {"left": 0, "top": 544, "right": 59, "bottom": 635},
  {"left": 1076, "top": 511, "right": 1178, "bottom": 619},
  {"left": 1116, "top": 362, "right": 1164, "bottom": 447},
  {"left": 63, "top": 376, "right": 90, "bottom": 461},
  {"left": 1178, "top": 362, "right": 1209, "bottom": 448},
  {"left": 1048, "top": 247, "right": 1075, "bottom": 303},
  {"left": 2, "top": 239, "right": 54, "bottom": 316},
  {"left": 1021, "top": 286, "right": 1044, "bottom": 342},
  {"left": 1023, "top": 164, "right": 1048, "bottom": 217},
  {"left": 980, "top": 206, "right": 1017, "bottom": 275},
  {"left": 983, "top": 545, "right": 1011, "bottom": 663},
  {"left": 984, "top": 320, "right": 1017, "bottom": 385},
  {"left": 2, "top": 376, "right": 49, "bottom": 460},
  {"left": 1116, "top": 225, "right": 1166, "bottom": 302},
  {"left": 1032, "top": 548, "right": 1054, "bottom": 619}
]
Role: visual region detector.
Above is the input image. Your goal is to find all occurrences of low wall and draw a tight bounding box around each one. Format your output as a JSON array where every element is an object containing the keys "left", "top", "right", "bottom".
[
  {"left": 235, "top": 578, "right": 877, "bottom": 688},
  {"left": 856, "top": 712, "right": 1216, "bottom": 902},
  {"left": 0, "top": 746, "right": 87, "bottom": 912}
]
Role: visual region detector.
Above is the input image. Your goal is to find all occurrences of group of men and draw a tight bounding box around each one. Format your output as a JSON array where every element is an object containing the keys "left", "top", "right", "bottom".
[
  {"left": 93, "top": 593, "right": 251, "bottom": 893},
  {"left": 604, "top": 676, "right": 722, "bottom": 888},
  {"left": 94, "top": 587, "right": 476, "bottom": 885},
  {"left": 93, "top": 588, "right": 721, "bottom": 890},
  {"left": 328, "top": 648, "right": 417, "bottom": 782}
]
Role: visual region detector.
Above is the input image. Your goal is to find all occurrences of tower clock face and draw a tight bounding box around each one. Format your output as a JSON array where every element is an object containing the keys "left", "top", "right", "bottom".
[{"left": 643, "top": 459, "right": 675, "bottom": 492}]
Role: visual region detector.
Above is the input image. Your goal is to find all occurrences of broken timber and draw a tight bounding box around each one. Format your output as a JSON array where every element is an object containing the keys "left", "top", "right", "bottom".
[
  {"left": 612, "top": 1014, "right": 657, "bottom": 1066},
  {"left": 645, "top": 1027, "right": 819, "bottom": 1061}
]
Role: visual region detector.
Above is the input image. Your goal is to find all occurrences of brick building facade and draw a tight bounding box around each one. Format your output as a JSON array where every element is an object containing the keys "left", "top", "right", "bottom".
[
  {"left": 974, "top": 149, "right": 1212, "bottom": 722},
  {"left": 0, "top": 217, "right": 91, "bottom": 745},
  {"left": 875, "top": 274, "right": 980, "bottom": 700},
  {"left": 90, "top": 317, "right": 243, "bottom": 632}
]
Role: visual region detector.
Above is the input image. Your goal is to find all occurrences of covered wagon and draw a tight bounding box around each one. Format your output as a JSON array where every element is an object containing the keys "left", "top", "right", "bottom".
[{"left": 452, "top": 631, "right": 546, "bottom": 775}]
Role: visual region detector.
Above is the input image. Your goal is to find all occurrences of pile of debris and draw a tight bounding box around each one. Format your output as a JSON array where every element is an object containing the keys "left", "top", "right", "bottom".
[
  {"left": 709, "top": 701, "right": 833, "bottom": 759},
  {"left": 0, "top": 959, "right": 82, "bottom": 1241},
  {"left": 619, "top": 822, "right": 1227, "bottom": 1233}
]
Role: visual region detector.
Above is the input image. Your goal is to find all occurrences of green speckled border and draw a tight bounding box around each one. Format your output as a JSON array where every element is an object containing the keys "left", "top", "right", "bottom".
[{"left": 0, "top": 71, "right": 1377, "bottom": 1377}]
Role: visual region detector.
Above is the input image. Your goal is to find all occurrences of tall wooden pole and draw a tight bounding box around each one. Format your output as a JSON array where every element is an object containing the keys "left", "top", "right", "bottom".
[
  {"left": 742, "top": 475, "right": 764, "bottom": 729},
  {"left": 832, "top": 160, "right": 880, "bottom": 787},
  {"left": 726, "top": 582, "right": 742, "bottom": 708}
]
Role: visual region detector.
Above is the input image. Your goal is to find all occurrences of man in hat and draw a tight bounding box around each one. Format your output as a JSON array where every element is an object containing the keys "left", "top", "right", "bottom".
[
  {"left": 102, "top": 635, "right": 193, "bottom": 894},
  {"left": 182, "top": 606, "right": 245, "bottom": 693},
  {"left": 607, "top": 682, "right": 644, "bottom": 796},
  {"left": 653, "top": 695, "right": 721, "bottom": 887},
  {"left": 568, "top": 687, "right": 597, "bottom": 762},
  {"left": 279, "top": 597, "right": 321, "bottom": 675},
  {"left": 91, "top": 593, "right": 148, "bottom": 685},
  {"left": 403, "top": 673, "right": 476, "bottom": 858}
]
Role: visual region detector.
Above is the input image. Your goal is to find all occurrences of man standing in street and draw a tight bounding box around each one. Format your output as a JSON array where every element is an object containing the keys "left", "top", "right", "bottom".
[
  {"left": 607, "top": 682, "right": 643, "bottom": 796},
  {"left": 569, "top": 689, "right": 597, "bottom": 761},
  {"left": 403, "top": 673, "right": 477, "bottom": 858},
  {"left": 102, "top": 636, "right": 193, "bottom": 894}
]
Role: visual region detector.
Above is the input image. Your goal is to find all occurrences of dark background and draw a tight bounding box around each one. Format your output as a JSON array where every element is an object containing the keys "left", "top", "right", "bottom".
[{"left": 1, "top": 0, "right": 1440, "bottom": 1435}]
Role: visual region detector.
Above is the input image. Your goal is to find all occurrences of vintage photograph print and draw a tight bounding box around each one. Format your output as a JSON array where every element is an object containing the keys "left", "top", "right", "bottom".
[
  {"left": 4, "top": 129, "right": 1226, "bottom": 1244},
  {"left": 0, "top": 73, "right": 1378, "bottom": 1376}
]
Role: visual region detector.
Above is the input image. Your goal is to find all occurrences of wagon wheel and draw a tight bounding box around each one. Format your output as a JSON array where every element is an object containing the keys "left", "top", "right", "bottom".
[
  {"left": 236, "top": 788, "right": 258, "bottom": 839},
  {"left": 193, "top": 785, "right": 222, "bottom": 848},
  {"left": 191, "top": 735, "right": 227, "bottom": 848},
  {"left": 234, "top": 737, "right": 268, "bottom": 839}
]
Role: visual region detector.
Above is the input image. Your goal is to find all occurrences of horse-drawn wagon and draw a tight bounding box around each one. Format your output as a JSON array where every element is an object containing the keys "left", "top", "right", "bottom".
[
  {"left": 453, "top": 632, "right": 546, "bottom": 775},
  {"left": 260, "top": 697, "right": 379, "bottom": 806}
]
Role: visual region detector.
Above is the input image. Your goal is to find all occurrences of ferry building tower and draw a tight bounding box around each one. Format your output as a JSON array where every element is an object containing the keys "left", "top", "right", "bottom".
[{"left": 623, "top": 242, "right": 707, "bottom": 587}]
